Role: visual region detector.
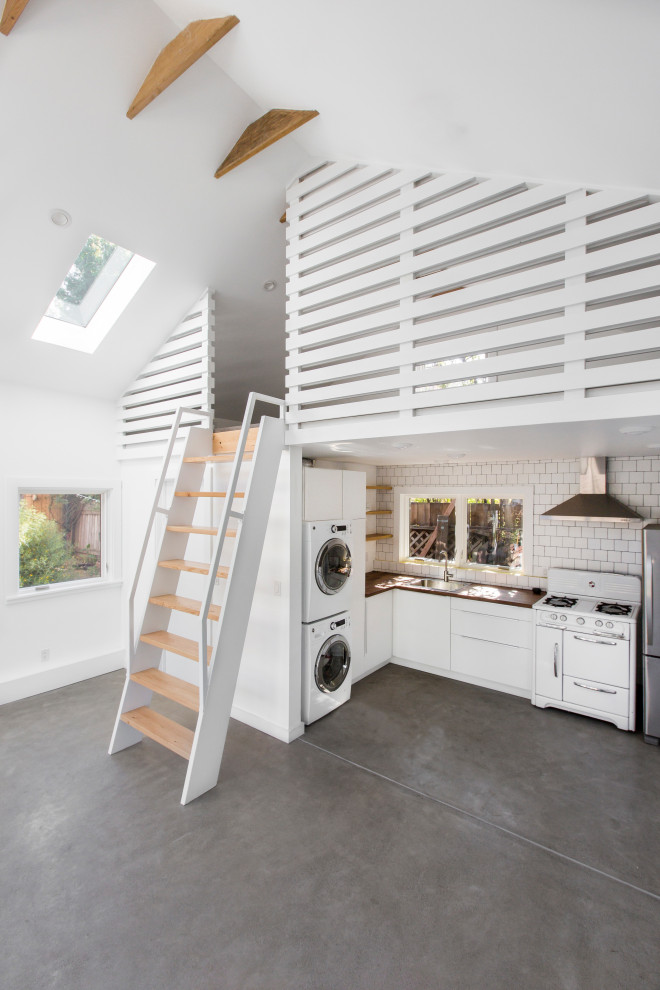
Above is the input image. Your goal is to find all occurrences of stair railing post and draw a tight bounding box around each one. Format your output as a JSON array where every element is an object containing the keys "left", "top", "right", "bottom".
[
  {"left": 127, "top": 406, "right": 213, "bottom": 674},
  {"left": 197, "top": 393, "right": 285, "bottom": 708}
]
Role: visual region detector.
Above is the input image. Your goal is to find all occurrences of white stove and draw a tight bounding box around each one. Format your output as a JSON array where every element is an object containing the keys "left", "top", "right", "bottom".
[{"left": 532, "top": 568, "right": 641, "bottom": 731}]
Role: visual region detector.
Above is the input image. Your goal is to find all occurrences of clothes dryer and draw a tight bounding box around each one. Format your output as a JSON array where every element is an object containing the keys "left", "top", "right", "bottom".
[
  {"left": 302, "top": 612, "right": 352, "bottom": 724},
  {"left": 302, "top": 520, "right": 353, "bottom": 622}
]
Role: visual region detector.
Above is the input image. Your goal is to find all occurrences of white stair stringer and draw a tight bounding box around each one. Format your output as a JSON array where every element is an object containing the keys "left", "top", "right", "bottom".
[
  {"left": 181, "top": 414, "right": 284, "bottom": 805},
  {"left": 108, "top": 421, "right": 213, "bottom": 756}
]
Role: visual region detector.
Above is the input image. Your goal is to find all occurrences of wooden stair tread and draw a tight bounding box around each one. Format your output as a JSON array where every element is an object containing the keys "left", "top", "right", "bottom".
[
  {"left": 131, "top": 668, "right": 199, "bottom": 712},
  {"left": 140, "top": 630, "right": 212, "bottom": 663},
  {"left": 149, "top": 594, "right": 221, "bottom": 621},
  {"left": 366, "top": 509, "right": 392, "bottom": 515},
  {"left": 159, "top": 559, "right": 229, "bottom": 578},
  {"left": 166, "top": 525, "right": 236, "bottom": 537},
  {"left": 366, "top": 533, "right": 393, "bottom": 542},
  {"left": 120, "top": 707, "right": 194, "bottom": 759},
  {"left": 212, "top": 426, "right": 259, "bottom": 456},
  {"left": 174, "top": 490, "right": 245, "bottom": 498}
]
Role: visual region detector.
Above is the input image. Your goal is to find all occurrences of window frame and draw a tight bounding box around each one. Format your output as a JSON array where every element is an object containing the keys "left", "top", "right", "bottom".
[
  {"left": 32, "top": 249, "right": 155, "bottom": 354},
  {"left": 394, "top": 485, "right": 533, "bottom": 576},
  {"left": 6, "top": 479, "right": 122, "bottom": 603}
]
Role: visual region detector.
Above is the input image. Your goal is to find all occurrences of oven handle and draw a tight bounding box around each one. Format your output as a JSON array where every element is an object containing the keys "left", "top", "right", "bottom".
[
  {"left": 572, "top": 634, "right": 619, "bottom": 646},
  {"left": 553, "top": 642, "right": 558, "bottom": 678},
  {"left": 573, "top": 680, "right": 617, "bottom": 695}
]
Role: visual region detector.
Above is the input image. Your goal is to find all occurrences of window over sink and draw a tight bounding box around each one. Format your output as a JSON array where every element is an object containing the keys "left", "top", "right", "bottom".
[{"left": 397, "top": 486, "right": 532, "bottom": 575}]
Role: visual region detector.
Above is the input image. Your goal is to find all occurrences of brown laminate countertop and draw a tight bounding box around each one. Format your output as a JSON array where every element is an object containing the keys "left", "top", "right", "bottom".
[{"left": 365, "top": 570, "right": 544, "bottom": 609}]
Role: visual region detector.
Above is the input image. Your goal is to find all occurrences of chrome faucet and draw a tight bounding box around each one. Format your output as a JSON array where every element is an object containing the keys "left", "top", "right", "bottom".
[{"left": 437, "top": 550, "right": 451, "bottom": 582}]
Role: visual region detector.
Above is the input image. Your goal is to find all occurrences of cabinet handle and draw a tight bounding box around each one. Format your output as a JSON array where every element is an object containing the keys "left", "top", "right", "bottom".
[
  {"left": 553, "top": 643, "right": 559, "bottom": 678},
  {"left": 573, "top": 681, "right": 617, "bottom": 695},
  {"left": 573, "top": 635, "right": 618, "bottom": 646}
]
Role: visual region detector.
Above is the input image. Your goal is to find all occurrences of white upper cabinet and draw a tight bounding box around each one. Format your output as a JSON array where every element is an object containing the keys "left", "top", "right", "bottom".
[
  {"left": 303, "top": 467, "right": 342, "bottom": 520},
  {"left": 303, "top": 467, "right": 366, "bottom": 520}
]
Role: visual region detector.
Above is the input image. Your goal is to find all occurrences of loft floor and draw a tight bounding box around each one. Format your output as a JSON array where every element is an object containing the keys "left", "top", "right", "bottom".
[{"left": 2, "top": 668, "right": 659, "bottom": 988}]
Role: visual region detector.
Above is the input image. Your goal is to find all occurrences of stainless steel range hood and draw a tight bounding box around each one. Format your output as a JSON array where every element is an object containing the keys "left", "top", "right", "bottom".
[{"left": 542, "top": 457, "right": 642, "bottom": 523}]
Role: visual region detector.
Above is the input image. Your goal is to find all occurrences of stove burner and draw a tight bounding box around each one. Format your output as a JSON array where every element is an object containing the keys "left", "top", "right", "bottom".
[
  {"left": 542, "top": 595, "right": 578, "bottom": 609},
  {"left": 595, "top": 602, "right": 633, "bottom": 617}
]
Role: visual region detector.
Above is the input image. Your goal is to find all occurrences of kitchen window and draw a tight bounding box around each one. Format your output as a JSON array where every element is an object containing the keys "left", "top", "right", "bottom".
[{"left": 396, "top": 486, "right": 532, "bottom": 575}]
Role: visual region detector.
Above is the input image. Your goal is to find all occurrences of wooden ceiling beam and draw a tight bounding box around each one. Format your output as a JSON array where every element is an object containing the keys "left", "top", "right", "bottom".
[
  {"left": 215, "top": 109, "right": 319, "bottom": 179},
  {"left": 0, "top": 0, "right": 32, "bottom": 35},
  {"left": 127, "top": 16, "right": 239, "bottom": 120},
  {"left": 279, "top": 212, "right": 287, "bottom": 224}
]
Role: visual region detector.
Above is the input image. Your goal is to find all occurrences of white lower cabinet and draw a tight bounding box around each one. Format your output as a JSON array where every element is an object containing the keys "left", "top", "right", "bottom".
[
  {"left": 358, "top": 591, "right": 393, "bottom": 680},
  {"left": 450, "top": 597, "right": 533, "bottom": 696},
  {"left": 533, "top": 624, "right": 563, "bottom": 701},
  {"left": 393, "top": 590, "right": 451, "bottom": 671},
  {"left": 359, "top": 582, "right": 535, "bottom": 697}
]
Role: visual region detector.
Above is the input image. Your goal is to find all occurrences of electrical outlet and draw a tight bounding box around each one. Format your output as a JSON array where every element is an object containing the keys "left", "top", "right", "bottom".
[
  {"left": 40, "top": 649, "right": 50, "bottom": 663},
  {"left": 274, "top": 580, "right": 282, "bottom": 597}
]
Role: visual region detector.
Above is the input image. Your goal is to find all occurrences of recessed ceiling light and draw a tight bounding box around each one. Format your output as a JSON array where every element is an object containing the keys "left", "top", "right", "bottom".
[
  {"left": 50, "top": 209, "right": 71, "bottom": 227},
  {"left": 647, "top": 443, "right": 660, "bottom": 449},
  {"left": 263, "top": 280, "right": 277, "bottom": 291},
  {"left": 392, "top": 441, "right": 413, "bottom": 449},
  {"left": 619, "top": 424, "right": 652, "bottom": 435}
]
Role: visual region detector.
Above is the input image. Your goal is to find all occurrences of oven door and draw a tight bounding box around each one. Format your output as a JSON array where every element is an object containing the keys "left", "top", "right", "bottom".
[{"left": 562, "top": 630, "right": 630, "bottom": 688}]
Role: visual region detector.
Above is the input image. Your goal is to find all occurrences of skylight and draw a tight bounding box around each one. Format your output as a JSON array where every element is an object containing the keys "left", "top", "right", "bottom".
[{"left": 32, "top": 234, "right": 155, "bottom": 353}]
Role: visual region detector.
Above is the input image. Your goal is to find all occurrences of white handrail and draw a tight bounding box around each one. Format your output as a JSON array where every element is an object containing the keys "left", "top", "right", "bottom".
[
  {"left": 198, "top": 393, "right": 285, "bottom": 709},
  {"left": 128, "top": 406, "right": 213, "bottom": 671}
]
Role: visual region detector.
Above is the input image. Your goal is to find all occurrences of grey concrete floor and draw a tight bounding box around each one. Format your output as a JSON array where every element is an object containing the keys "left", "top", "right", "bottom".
[{"left": 1, "top": 666, "right": 659, "bottom": 990}]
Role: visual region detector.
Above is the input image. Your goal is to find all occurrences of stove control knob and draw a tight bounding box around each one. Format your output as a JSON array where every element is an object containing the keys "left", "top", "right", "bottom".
[
  {"left": 606, "top": 621, "right": 614, "bottom": 629},
  {"left": 550, "top": 613, "right": 557, "bottom": 621},
  {"left": 560, "top": 615, "right": 567, "bottom": 622},
  {"left": 577, "top": 617, "right": 585, "bottom": 625},
  {"left": 595, "top": 620, "right": 603, "bottom": 627}
]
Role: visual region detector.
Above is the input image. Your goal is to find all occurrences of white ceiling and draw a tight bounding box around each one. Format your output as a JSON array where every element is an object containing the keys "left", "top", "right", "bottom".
[
  {"left": 304, "top": 415, "right": 660, "bottom": 467},
  {"left": 0, "top": 0, "right": 307, "bottom": 416},
  {"left": 2, "top": 0, "right": 659, "bottom": 435}
]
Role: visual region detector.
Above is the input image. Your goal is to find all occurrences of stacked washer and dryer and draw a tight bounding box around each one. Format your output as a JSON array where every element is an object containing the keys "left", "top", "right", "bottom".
[{"left": 302, "top": 520, "right": 354, "bottom": 723}]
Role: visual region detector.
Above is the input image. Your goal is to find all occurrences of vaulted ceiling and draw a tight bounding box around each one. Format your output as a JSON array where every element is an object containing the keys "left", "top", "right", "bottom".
[{"left": 1, "top": 0, "right": 658, "bottom": 421}]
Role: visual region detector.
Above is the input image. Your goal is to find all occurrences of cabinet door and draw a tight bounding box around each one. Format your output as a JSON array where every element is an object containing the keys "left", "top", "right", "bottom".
[
  {"left": 342, "top": 470, "right": 366, "bottom": 519},
  {"left": 303, "top": 467, "right": 342, "bottom": 521},
  {"left": 361, "top": 591, "right": 393, "bottom": 677},
  {"left": 534, "top": 624, "right": 563, "bottom": 701},
  {"left": 393, "top": 590, "right": 451, "bottom": 670}
]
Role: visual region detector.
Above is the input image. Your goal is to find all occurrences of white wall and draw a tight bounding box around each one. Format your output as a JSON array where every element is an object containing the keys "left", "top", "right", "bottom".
[
  {"left": 372, "top": 456, "right": 660, "bottom": 589},
  {"left": 0, "top": 381, "right": 123, "bottom": 703}
]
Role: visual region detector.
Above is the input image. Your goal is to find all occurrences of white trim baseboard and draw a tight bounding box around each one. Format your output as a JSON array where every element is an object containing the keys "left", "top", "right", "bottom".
[
  {"left": 230, "top": 703, "right": 305, "bottom": 743},
  {"left": 0, "top": 650, "right": 125, "bottom": 705}
]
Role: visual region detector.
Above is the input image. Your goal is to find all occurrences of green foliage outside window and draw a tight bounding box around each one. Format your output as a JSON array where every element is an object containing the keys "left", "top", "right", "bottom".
[
  {"left": 19, "top": 501, "right": 73, "bottom": 587},
  {"left": 56, "top": 234, "right": 116, "bottom": 307}
]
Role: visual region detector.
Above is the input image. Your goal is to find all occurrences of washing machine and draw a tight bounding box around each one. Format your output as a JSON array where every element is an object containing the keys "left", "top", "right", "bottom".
[
  {"left": 302, "top": 612, "right": 352, "bottom": 724},
  {"left": 302, "top": 520, "right": 353, "bottom": 622}
]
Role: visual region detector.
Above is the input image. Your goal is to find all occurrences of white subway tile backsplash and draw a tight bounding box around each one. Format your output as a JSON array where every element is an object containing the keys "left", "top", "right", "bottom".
[{"left": 373, "top": 454, "right": 651, "bottom": 589}]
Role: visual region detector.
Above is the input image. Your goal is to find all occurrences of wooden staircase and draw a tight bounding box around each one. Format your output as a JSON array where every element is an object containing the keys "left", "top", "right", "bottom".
[{"left": 109, "top": 394, "right": 285, "bottom": 804}]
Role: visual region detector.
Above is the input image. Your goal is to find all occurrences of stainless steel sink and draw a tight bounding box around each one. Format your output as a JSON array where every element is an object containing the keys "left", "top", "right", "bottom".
[{"left": 415, "top": 578, "right": 467, "bottom": 592}]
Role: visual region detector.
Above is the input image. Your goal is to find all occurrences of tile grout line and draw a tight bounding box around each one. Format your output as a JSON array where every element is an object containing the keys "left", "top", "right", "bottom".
[{"left": 297, "top": 737, "right": 660, "bottom": 904}]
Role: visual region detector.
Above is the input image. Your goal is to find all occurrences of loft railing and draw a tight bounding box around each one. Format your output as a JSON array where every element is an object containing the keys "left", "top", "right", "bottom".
[{"left": 284, "top": 163, "right": 660, "bottom": 444}]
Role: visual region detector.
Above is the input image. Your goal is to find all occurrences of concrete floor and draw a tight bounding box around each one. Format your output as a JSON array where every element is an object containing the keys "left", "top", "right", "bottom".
[{"left": 2, "top": 666, "right": 659, "bottom": 990}]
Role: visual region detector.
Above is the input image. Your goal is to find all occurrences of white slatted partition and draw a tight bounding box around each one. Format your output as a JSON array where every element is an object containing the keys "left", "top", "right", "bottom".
[
  {"left": 285, "top": 164, "right": 660, "bottom": 444},
  {"left": 117, "top": 291, "right": 215, "bottom": 457}
]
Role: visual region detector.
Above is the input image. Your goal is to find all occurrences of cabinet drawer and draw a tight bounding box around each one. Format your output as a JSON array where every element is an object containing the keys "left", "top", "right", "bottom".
[
  {"left": 451, "top": 597, "right": 533, "bottom": 622},
  {"left": 451, "top": 635, "right": 532, "bottom": 691},
  {"left": 562, "top": 633, "right": 630, "bottom": 688},
  {"left": 451, "top": 608, "right": 532, "bottom": 650},
  {"left": 563, "top": 675, "right": 629, "bottom": 717}
]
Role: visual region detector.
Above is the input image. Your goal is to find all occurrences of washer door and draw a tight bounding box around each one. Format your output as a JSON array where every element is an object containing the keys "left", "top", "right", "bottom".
[
  {"left": 315, "top": 538, "right": 352, "bottom": 595},
  {"left": 315, "top": 635, "right": 351, "bottom": 693}
]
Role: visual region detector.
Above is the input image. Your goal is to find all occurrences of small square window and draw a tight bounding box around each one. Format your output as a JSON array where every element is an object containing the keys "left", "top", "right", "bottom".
[{"left": 19, "top": 493, "right": 103, "bottom": 589}]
